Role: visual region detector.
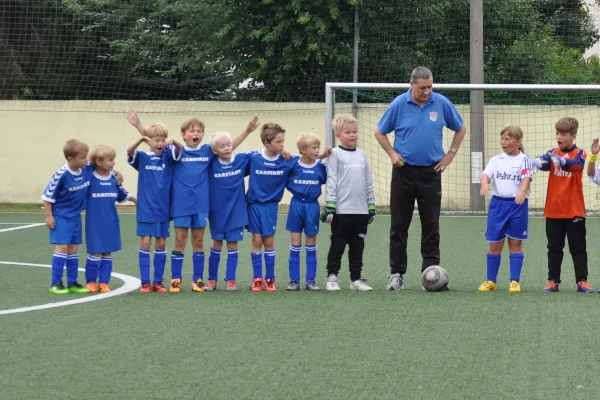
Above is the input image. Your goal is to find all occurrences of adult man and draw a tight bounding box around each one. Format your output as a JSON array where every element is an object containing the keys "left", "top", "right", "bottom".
[{"left": 374, "top": 66, "right": 466, "bottom": 290}]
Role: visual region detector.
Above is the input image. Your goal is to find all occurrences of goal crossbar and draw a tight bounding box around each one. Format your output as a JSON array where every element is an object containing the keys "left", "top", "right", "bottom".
[{"left": 325, "top": 82, "right": 600, "bottom": 147}]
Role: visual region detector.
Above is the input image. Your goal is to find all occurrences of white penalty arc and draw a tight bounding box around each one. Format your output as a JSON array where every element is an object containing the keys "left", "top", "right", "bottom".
[{"left": 0, "top": 261, "right": 140, "bottom": 316}]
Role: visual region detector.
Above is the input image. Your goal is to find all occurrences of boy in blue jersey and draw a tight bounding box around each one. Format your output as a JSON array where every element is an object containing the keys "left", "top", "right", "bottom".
[
  {"left": 207, "top": 131, "right": 255, "bottom": 291},
  {"left": 247, "top": 124, "right": 329, "bottom": 292},
  {"left": 285, "top": 132, "right": 330, "bottom": 291},
  {"left": 247, "top": 123, "right": 299, "bottom": 292},
  {"left": 127, "top": 110, "right": 259, "bottom": 292},
  {"left": 127, "top": 123, "right": 182, "bottom": 293},
  {"left": 42, "top": 138, "right": 93, "bottom": 294},
  {"left": 84, "top": 144, "right": 137, "bottom": 293}
]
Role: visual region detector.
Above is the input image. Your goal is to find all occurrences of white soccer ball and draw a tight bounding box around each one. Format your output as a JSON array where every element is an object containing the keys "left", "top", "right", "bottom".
[{"left": 421, "top": 265, "right": 449, "bottom": 292}]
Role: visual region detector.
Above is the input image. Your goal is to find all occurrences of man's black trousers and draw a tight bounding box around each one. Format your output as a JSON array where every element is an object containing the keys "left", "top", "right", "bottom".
[{"left": 389, "top": 164, "right": 442, "bottom": 274}]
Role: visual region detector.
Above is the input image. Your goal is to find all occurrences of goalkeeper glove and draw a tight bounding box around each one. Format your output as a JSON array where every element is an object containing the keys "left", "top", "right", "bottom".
[
  {"left": 368, "top": 204, "right": 376, "bottom": 224},
  {"left": 533, "top": 157, "right": 548, "bottom": 169},
  {"left": 550, "top": 154, "right": 567, "bottom": 168},
  {"left": 320, "top": 202, "right": 336, "bottom": 224}
]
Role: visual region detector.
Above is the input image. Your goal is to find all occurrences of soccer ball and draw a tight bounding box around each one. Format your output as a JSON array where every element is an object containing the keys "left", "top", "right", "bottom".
[{"left": 421, "top": 265, "right": 449, "bottom": 292}]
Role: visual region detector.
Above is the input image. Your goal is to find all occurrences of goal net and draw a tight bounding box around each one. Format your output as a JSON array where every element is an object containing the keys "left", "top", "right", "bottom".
[{"left": 326, "top": 83, "right": 600, "bottom": 213}]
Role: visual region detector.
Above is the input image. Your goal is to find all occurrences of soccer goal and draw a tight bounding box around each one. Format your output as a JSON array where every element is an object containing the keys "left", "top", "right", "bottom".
[{"left": 325, "top": 83, "right": 600, "bottom": 214}]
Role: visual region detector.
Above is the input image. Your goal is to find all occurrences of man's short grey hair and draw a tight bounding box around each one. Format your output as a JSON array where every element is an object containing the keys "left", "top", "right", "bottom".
[{"left": 411, "top": 66, "right": 433, "bottom": 82}]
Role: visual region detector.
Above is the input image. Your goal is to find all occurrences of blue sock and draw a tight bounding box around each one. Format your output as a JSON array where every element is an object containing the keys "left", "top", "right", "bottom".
[
  {"left": 153, "top": 250, "right": 167, "bottom": 284},
  {"left": 486, "top": 253, "right": 501, "bottom": 283},
  {"left": 171, "top": 251, "right": 184, "bottom": 280},
  {"left": 66, "top": 254, "right": 79, "bottom": 286},
  {"left": 99, "top": 256, "right": 113, "bottom": 284},
  {"left": 192, "top": 252, "right": 205, "bottom": 282},
  {"left": 139, "top": 248, "right": 151, "bottom": 284},
  {"left": 288, "top": 245, "right": 301, "bottom": 282},
  {"left": 509, "top": 253, "right": 524, "bottom": 282},
  {"left": 265, "top": 250, "right": 276, "bottom": 280},
  {"left": 251, "top": 252, "right": 262, "bottom": 279},
  {"left": 85, "top": 255, "right": 100, "bottom": 284},
  {"left": 225, "top": 250, "right": 238, "bottom": 282},
  {"left": 305, "top": 245, "right": 317, "bottom": 282},
  {"left": 51, "top": 252, "right": 67, "bottom": 285},
  {"left": 208, "top": 248, "right": 221, "bottom": 281}
]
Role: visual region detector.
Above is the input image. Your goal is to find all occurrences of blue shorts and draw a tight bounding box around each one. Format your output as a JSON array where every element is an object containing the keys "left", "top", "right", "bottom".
[
  {"left": 486, "top": 196, "right": 528, "bottom": 242},
  {"left": 286, "top": 198, "right": 320, "bottom": 236},
  {"left": 173, "top": 213, "right": 208, "bottom": 229},
  {"left": 211, "top": 226, "right": 245, "bottom": 242},
  {"left": 247, "top": 202, "right": 278, "bottom": 236},
  {"left": 136, "top": 222, "right": 170, "bottom": 238},
  {"left": 50, "top": 215, "right": 82, "bottom": 245}
]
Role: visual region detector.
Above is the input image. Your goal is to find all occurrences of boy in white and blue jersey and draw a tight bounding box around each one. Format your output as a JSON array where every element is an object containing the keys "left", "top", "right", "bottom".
[
  {"left": 127, "top": 110, "right": 259, "bottom": 293},
  {"left": 84, "top": 144, "right": 136, "bottom": 293},
  {"left": 41, "top": 139, "right": 93, "bottom": 294},
  {"left": 285, "top": 132, "right": 330, "bottom": 291},
  {"left": 206, "top": 132, "right": 256, "bottom": 291},
  {"left": 479, "top": 125, "right": 532, "bottom": 293},
  {"left": 127, "top": 123, "right": 181, "bottom": 293}
]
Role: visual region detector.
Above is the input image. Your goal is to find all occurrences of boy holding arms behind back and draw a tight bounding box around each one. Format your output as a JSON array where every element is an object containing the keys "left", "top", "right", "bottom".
[
  {"left": 42, "top": 139, "right": 93, "bottom": 294},
  {"left": 533, "top": 117, "right": 593, "bottom": 293},
  {"left": 321, "top": 114, "right": 376, "bottom": 291}
]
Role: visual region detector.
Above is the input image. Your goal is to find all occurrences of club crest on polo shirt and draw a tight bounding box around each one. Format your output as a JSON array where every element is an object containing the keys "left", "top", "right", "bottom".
[{"left": 429, "top": 112, "right": 438, "bottom": 121}]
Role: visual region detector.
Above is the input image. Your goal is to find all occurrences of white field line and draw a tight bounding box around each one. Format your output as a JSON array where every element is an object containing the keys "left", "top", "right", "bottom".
[
  {"left": 0, "top": 261, "right": 140, "bottom": 316},
  {"left": 0, "top": 223, "right": 45, "bottom": 233}
]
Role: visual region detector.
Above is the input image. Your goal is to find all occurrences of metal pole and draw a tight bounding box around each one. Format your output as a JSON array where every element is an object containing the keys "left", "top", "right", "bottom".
[
  {"left": 351, "top": 1, "right": 359, "bottom": 118},
  {"left": 325, "top": 84, "right": 335, "bottom": 148},
  {"left": 470, "top": 0, "right": 485, "bottom": 212}
]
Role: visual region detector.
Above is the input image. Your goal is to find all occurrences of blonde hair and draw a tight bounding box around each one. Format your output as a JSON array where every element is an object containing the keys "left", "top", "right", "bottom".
[
  {"left": 145, "top": 123, "right": 169, "bottom": 139},
  {"left": 500, "top": 124, "right": 524, "bottom": 152},
  {"left": 296, "top": 132, "right": 320, "bottom": 151},
  {"left": 260, "top": 123, "right": 285, "bottom": 144},
  {"left": 63, "top": 138, "right": 89, "bottom": 159},
  {"left": 180, "top": 117, "right": 205, "bottom": 133},
  {"left": 332, "top": 113, "right": 357, "bottom": 133},
  {"left": 88, "top": 144, "right": 116, "bottom": 166},
  {"left": 555, "top": 117, "right": 579, "bottom": 134},
  {"left": 209, "top": 131, "right": 232, "bottom": 150}
]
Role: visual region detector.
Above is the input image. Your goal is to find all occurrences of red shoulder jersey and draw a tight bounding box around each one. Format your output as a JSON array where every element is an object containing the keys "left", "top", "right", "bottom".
[{"left": 544, "top": 145, "right": 586, "bottom": 219}]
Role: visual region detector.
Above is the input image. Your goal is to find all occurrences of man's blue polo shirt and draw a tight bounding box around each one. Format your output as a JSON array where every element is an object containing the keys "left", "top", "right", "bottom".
[{"left": 377, "top": 89, "right": 464, "bottom": 166}]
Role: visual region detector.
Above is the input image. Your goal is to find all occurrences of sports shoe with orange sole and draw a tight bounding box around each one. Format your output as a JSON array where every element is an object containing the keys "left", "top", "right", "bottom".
[
  {"left": 251, "top": 278, "right": 264, "bottom": 292},
  {"left": 192, "top": 278, "right": 205, "bottom": 292},
  {"left": 140, "top": 282, "right": 152, "bottom": 293},
  {"left": 170, "top": 279, "right": 182, "bottom": 293},
  {"left": 265, "top": 278, "right": 276, "bottom": 292},
  {"left": 226, "top": 280, "right": 237, "bottom": 291},
  {"left": 86, "top": 282, "right": 98, "bottom": 293},
  {"left": 98, "top": 283, "right": 111, "bottom": 293},
  {"left": 152, "top": 282, "right": 168, "bottom": 293},
  {"left": 205, "top": 279, "right": 217, "bottom": 291}
]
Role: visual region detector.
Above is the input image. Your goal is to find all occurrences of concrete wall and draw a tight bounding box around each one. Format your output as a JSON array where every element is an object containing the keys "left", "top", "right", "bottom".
[{"left": 2, "top": 101, "right": 600, "bottom": 211}]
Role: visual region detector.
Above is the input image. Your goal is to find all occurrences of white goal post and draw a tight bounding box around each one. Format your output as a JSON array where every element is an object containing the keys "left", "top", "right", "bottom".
[{"left": 325, "top": 82, "right": 600, "bottom": 213}]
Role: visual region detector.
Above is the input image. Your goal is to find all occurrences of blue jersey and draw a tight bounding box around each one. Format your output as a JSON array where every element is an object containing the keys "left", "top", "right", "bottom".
[
  {"left": 377, "top": 89, "right": 464, "bottom": 166},
  {"left": 246, "top": 150, "right": 299, "bottom": 204},
  {"left": 41, "top": 163, "right": 93, "bottom": 218},
  {"left": 128, "top": 147, "right": 177, "bottom": 223},
  {"left": 286, "top": 160, "right": 327, "bottom": 202},
  {"left": 208, "top": 152, "right": 253, "bottom": 234},
  {"left": 85, "top": 172, "right": 130, "bottom": 254},
  {"left": 171, "top": 144, "right": 214, "bottom": 217}
]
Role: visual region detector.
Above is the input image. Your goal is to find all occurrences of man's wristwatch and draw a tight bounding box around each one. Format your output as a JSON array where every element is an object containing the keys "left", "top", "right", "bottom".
[{"left": 448, "top": 147, "right": 458, "bottom": 154}]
